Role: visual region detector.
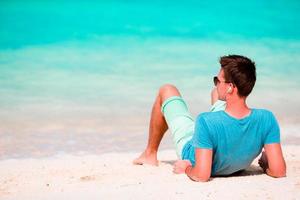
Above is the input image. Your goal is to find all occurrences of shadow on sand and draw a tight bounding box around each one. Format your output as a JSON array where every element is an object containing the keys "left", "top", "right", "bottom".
[{"left": 160, "top": 160, "right": 264, "bottom": 177}]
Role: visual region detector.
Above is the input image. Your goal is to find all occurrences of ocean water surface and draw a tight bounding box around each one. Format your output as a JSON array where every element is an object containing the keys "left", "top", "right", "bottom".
[{"left": 0, "top": 0, "right": 300, "bottom": 159}]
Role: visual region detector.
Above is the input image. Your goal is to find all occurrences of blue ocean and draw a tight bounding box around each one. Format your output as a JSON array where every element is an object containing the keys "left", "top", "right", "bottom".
[{"left": 1, "top": 0, "right": 300, "bottom": 159}]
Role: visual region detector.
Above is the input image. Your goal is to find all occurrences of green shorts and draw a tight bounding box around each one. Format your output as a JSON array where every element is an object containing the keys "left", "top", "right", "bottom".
[
  {"left": 161, "top": 96, "right": 226, "bottom": 158},
  {"left": 161, "top": 96, "right": 194, "bottom": 158}
]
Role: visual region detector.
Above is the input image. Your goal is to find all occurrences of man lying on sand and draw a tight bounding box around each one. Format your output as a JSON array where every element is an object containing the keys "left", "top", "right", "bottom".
[{"left": 133, "top": 55, "right": 286, "bottom": 182}]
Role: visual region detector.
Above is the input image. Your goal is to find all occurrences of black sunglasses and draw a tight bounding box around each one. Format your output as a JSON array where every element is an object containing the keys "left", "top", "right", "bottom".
[{"left": 213, "top": 76, "right": 228, "bottom": 86}]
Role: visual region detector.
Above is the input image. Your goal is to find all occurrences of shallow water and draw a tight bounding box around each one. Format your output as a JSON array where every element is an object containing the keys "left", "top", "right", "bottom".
[{"left": 1, "top": 1, "right": 300, "bottom": 159}]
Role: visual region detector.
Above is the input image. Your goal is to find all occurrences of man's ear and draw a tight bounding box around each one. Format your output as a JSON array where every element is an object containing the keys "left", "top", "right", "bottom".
[
  {"left": 227, "top": 83, "right": 234, "bottom": 93},
  {"left": 229, "top": 83, "right": 236, "bottom": 93},
  {"left": 226, "top": 87, "right": 232, "bottom": 93}
]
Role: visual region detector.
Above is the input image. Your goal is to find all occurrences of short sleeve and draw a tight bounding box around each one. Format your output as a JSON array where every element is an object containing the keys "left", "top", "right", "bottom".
[
  {"left": 264, "top": 112, "right": 280, "bottom": 144},
  {"left": 192, "top": 115, "right": 213, "bottom": 149}
]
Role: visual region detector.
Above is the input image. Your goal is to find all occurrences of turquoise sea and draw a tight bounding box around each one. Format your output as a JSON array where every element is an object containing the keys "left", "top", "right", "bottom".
[{"left": 1, "top": 0, "right": 300, "bottom": 159}]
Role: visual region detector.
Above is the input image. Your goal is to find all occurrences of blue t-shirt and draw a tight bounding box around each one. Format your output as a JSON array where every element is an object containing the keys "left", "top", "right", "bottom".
[{"left": 181, "top": 109, "right": 280, "bottom": 176}]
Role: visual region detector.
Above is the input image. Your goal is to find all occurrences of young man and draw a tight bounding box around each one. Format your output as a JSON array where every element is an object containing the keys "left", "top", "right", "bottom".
[{"left": 133, "top": 55, "right": 286, "bottom": 182}]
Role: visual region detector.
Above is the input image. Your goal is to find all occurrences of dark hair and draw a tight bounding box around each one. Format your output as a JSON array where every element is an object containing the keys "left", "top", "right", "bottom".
[{"left": 219, "top": 55, "right": 256, "bottom": 97}]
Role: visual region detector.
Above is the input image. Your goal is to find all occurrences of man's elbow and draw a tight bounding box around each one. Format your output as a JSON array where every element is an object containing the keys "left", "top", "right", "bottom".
[
  {"left": 270, "top": 171, "right": 286, "bottom": 178},
  {"left": 272, "top": 170, "right": 286, "bottom": 178},
  {"left": 191, "top": 174, "right": 210, "bottom": 182},
  {"left": 197, "top": 177, "right": 210, "bottom": 182},
  {"left": 267, "top": 167, "right": 286, "bottom": 178}
]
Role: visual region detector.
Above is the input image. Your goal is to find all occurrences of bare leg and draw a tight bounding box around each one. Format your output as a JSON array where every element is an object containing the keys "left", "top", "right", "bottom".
[{"left": 133, "top": 84, "right": 181, "bottom": 166}]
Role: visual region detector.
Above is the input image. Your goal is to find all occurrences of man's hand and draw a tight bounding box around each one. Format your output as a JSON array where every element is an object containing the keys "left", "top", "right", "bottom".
[
  {"left": 173, "top": 160, "right": 192, "bottom": 174},
  {"left": 258, "top": 151, "right": 268, "bottom": 172}
]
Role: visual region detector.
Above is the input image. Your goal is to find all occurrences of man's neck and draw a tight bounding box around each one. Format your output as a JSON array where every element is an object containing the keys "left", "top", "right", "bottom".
[{"left": 225, "top": 96, "right": 251, "bottom": 119}]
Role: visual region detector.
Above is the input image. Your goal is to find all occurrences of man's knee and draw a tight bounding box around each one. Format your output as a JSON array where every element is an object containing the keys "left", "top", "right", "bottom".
[{"left": 159, "top": 84, "right": 181, "bottom": 103}]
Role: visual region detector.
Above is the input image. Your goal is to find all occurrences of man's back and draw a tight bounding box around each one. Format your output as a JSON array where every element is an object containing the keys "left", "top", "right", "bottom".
[{"left": 182, "top": 109, "right": 280, "bottom": 176}]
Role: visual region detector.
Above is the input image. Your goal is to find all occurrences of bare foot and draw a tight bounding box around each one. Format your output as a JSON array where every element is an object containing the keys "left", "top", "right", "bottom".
[{"left": 133, "top": 150, "right": 159, "bottom": 166}]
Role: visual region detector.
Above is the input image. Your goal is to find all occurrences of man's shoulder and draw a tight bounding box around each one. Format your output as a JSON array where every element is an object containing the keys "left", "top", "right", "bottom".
[
  {"left": 196, "top": 111, "right": 225, "bottom": 123},
  {"left": 196, "top": 109, "right": 276, "bottom": 123},
  {"left": 252, "top": 108, "right": 276, "bottom": 118}
]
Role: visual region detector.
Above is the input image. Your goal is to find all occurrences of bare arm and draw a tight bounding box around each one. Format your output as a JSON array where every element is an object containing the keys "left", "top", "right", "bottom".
[
  {"left": 211, "top": 87, "right": 219, "bottom": 105},
  {"left": 259, "top": 143, "right": 286, "bottom": 178},
  {"left": 173, "top": 148, "right": 212, "bottom": 182},
  {"left": 185, "top": 148, "right": 213, "bottom": 182}
]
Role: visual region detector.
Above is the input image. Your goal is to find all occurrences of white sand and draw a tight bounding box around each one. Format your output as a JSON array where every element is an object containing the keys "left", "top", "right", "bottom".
[{"left": 0, "top": 145, "right": 299, "bottom": 200}]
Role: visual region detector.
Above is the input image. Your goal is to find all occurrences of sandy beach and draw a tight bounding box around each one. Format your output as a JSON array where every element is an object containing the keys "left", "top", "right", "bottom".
[{"left": 0, "top": 144, "right": 299, "bottom": 200}]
